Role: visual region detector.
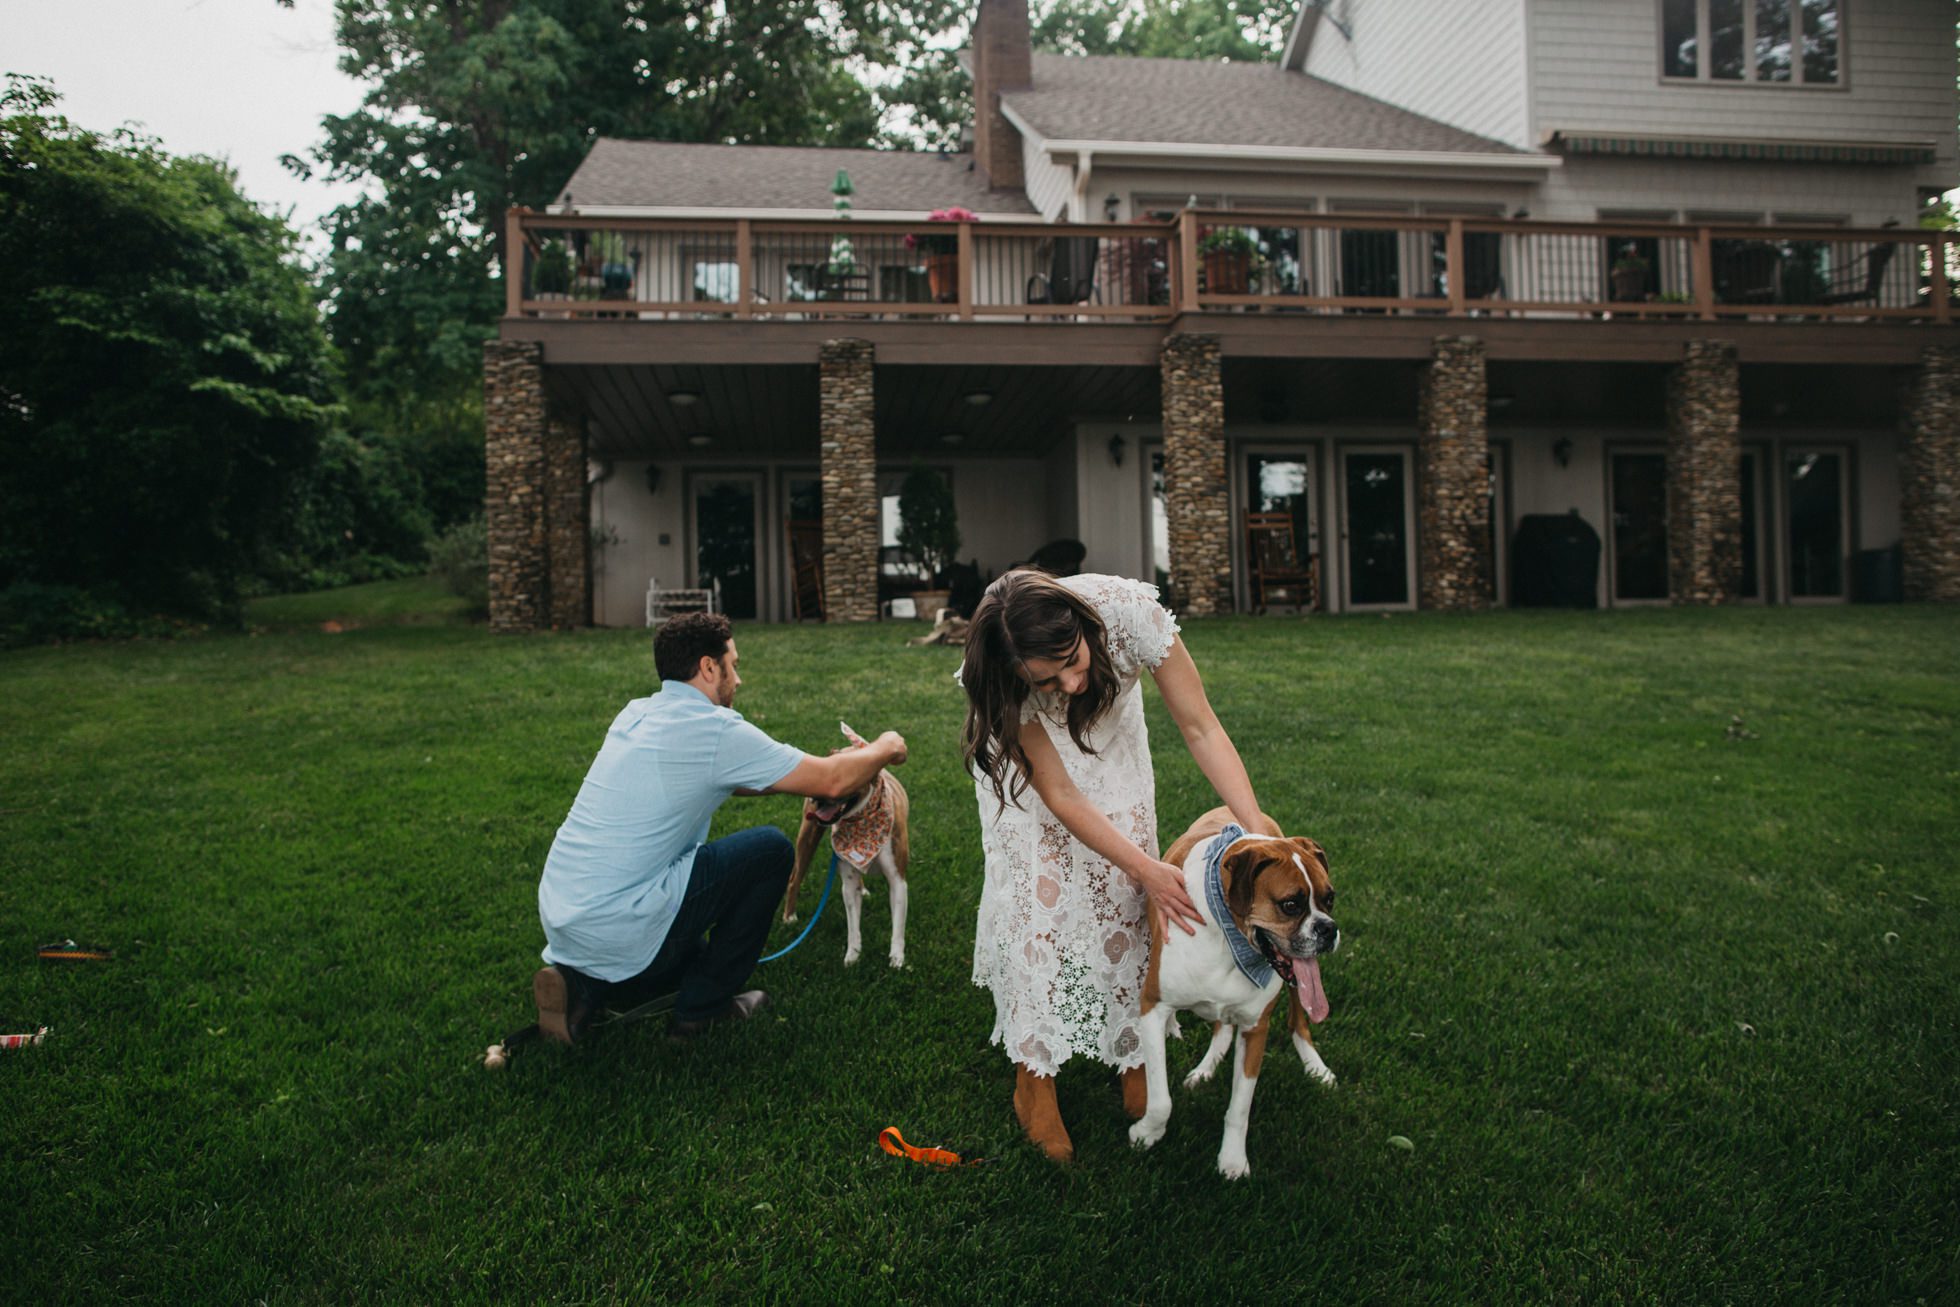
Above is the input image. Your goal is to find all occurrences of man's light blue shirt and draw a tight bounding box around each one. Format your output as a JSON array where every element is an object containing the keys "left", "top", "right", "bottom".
[{"left": 538, "top": 680, "right": 805, "bottom": 982}]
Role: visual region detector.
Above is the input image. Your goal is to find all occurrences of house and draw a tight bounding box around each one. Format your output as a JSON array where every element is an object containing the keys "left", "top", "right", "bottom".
[{"left": 484, "top": 0, "right": 1960, "bottom": 632}]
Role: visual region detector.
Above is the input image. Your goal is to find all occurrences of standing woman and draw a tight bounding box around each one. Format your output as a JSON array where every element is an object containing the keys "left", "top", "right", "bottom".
[{"left": 960, "top": 569, "right": 1267, "bottom": 1161}]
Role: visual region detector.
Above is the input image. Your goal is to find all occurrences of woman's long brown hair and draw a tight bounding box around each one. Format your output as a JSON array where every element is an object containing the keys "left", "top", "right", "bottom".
[{"left": 960, "top": 569, "right": 1119, "bottom": 810}]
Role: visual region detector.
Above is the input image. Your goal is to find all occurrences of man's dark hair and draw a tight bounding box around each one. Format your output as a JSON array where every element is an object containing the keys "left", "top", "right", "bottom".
[{"left": 654, "top": 611, "right": 733, "bottom": 682}]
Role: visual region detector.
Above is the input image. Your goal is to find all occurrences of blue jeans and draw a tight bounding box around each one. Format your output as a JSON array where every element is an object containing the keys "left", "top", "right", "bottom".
[{"left": 609, "top": 826, "right": 794, "bottom": 1023}]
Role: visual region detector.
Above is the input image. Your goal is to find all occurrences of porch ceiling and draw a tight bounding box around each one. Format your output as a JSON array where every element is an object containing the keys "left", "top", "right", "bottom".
[{"left": 556, "top": 362, "right": 1160, "bottom": 460}]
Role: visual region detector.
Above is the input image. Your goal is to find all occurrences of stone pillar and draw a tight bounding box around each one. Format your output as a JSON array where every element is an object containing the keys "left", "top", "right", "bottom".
[
  {"left": 1415, "top": 337, "right": 1492, "bottom": 611},
  {"left": 1664, "top": 340, "right": 1742, "bottom": 605},
  {"left": 542, "top": 401, "right": 590, "bottom": 629},
  {"left": 484, "top": 340, "right": 548, "bottom": 633},
  {"left": 1901, "top": 344, "right": 1960, "bottom": 602},
  {"left": 819, "top": 339, "right": 878, "bottom": 622},
  {"left": 1160, "top": 333, "right": 1231, "bottom": 615}
]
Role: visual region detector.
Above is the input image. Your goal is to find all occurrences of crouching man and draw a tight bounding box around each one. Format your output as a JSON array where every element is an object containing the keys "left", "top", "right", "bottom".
[{"left": 534, "top": 611, "right": 907, "bottom": 1044}]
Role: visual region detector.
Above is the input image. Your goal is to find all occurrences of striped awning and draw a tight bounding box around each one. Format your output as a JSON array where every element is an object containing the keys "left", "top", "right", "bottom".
[{"left": 1548, "top": 132, "right": 1936, "bottom": 167}]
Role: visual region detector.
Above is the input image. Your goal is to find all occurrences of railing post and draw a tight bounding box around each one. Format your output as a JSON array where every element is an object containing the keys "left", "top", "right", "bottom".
[
  {"left": 1179, "top": 210, "right": 1199, "bottom": 311},
  {"left": 1446, "top": 218, "right": 1466, "bottom": 315},
  {"left": 1692, "top": 226, "right": 1715, "bottom": 321},
  {"left": 957, "top": 222, "right": 974, "bottom": 321},
  {"left": 1932, "top": 232, "right": 1951, "bottom": 324},
  {"left": 505, "top": 208, "right": 525, "bottom": 318},
  {"left": 736, "top": 219, "right": 753, "bottom": 318}
]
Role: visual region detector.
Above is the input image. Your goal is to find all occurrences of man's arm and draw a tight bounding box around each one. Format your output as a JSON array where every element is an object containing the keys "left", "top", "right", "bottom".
[{"left": 766, "top": 732, "right": 907, "bottom": 800}]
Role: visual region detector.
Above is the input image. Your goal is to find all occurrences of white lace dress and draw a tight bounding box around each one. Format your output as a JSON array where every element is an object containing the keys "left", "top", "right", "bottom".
[{"left": 969, "top": 574, "right": 1181, "bottom": 1076}]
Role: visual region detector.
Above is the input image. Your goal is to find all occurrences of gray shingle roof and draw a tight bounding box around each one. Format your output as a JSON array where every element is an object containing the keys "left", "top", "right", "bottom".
[
  {"left": 555, "top": 139, "right": 1038, "bottom": 214},
  {"left": 1004, "top": 54, "right": 1524, "bottom": 155}
]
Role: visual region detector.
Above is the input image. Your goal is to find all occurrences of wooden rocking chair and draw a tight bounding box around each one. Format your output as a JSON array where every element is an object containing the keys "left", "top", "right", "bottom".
[
  {"left": 1245, "top": 511, "right": 1317, "bottom": 614},
  {"left": 787, "top": 518, "right": 825, "bottom": 621}
]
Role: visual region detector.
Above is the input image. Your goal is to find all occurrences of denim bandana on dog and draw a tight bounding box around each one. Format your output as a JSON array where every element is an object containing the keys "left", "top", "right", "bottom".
[{"left": 1202, "top": 824, "right": 1275, "bottom": 987}]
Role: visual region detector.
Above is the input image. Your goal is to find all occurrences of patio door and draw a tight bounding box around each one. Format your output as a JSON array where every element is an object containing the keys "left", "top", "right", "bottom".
[
  {"left": 1242, "top": 449, "right": 1323, "bottom": 610},
  {"left": 1608, "top": 449, "right": 1669, "bottom": 604},
  {"left": 1783, "top": 446, "right": 1850, "bottom": 602},
  {"left": 1740, "top": 446, "right": 1770, "bottom": 602},
  {"left": 1338, "top": 446, "right": 1415, "bottom": 610},
  {"left": 689, "top": 472, "right": 762, "bottom": 619}
]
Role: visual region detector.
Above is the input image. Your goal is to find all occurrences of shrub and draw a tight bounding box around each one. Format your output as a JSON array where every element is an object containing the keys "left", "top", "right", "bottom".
[
  {"left": 0, "top": 582, "right": 187, "bottom": 648},
  {"left": 427, "top": 516, "right": 488, "bottom": 613}
]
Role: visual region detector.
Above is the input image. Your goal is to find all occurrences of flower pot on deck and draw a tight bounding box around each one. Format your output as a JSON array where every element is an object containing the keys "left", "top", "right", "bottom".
[
  {"left": 1203, "top": 250, "right": 1251, "bottom": 296},
  {"left": 925, "top": 253, "right": 959, "bottom": 304}
]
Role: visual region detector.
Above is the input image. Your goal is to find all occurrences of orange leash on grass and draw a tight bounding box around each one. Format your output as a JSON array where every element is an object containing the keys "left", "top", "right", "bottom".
[{"left": 878, "top": 1126, "right": 981, "bottom": 1169}]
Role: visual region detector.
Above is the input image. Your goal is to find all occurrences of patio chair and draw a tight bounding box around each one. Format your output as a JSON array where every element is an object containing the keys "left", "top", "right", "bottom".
[
  {"left": 1817, "top": 241, "right": 1897, "bottom": 306},
  {"left": 1245, "top": 511, "right": 1317, "bottom": 614},
  {"left": 1027, "top": 237, "right": 1100, "bottom": 306},
  {"left": 786, "top": 518, "right": 825, "bottom": 621},
  {"left": 1713, "top": 241, "right": 1782, "bottom": 305},
  {"left": 645, "top": 576, "right": 720, "bottom": 628}
]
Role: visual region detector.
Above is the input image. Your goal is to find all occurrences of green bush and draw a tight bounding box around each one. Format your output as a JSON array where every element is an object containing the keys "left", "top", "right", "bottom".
[
  {"left": 427, "top": 516, "right": 488, "bottom": 613},
  {"left": 0, "top": 582, "right": 189, "bottom": 648}
]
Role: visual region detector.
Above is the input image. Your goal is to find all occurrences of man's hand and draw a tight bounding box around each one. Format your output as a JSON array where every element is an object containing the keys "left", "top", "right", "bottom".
[
  {"left": 1129, "top": 857, "right": 1205, "bottom": 935},
  {"left": 875, "top": 730, "right": 908, "bottom": 766}
]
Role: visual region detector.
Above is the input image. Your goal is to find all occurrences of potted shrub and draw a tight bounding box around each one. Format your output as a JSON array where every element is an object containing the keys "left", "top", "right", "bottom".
[
  {"left": 905, "top": 207, "right": 978, "bottom": 303},
  {"left": 533, "top": 241, "right": 573, "bottom": 295},
  {"left": 1610, "top": 245, "right": 1651, "bottom": 302},
  {"left": 1198, "top": 226, "right": 1262, "bottom": 295},
  {"left": 896, "top": 465, "right": 960, "bottom": 619},
  {"left": 592, "top": 231, "right": 635, "bottom": 298}
]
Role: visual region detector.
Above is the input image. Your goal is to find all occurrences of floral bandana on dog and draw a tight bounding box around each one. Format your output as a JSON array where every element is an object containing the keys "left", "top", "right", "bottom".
[{"left": 830, "top": 722, "right": 895, "bottom": 869}]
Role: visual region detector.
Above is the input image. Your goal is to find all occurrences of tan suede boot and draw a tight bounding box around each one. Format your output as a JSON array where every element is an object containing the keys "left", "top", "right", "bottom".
[
  {"left": 1013, "top": 1065, "right": 1074, "bottom": 1163},
  {"left": 1120, "top": 1064, "right": 1147, "bottom": 1120}
]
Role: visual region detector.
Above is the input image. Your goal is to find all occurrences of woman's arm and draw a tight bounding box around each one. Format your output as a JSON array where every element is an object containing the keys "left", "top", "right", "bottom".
[
  {"left": 1016, "top": 717, "right": 1205, "bottom": 934},
  {"left": 1150, "top": 637, "right": 1267, "bottom": 835}
]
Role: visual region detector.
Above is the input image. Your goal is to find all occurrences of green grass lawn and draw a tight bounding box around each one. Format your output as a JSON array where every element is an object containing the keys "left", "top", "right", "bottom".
[{"left": 3, "top": 596, "right": 1956, "bottom": 1302}]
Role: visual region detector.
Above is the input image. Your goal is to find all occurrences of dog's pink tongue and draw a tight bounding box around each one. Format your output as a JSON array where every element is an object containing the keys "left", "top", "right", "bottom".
[{"left": 1291, "top": 956, "right": 1329, "bottom": 1024}]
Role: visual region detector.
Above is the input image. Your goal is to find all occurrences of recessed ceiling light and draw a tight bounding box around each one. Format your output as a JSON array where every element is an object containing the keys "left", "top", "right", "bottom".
[
  {"left": 687, "top": 434, "right": 713, "bottom": 447},
  {"left": 962, "top": 388, "right": 993, "bottom": 407},
  {"left": 668, "top": 389, "right": 702, "bottom": 407},
  {"left": 940, "top": 433, "right": 964, "bottom": 446}
]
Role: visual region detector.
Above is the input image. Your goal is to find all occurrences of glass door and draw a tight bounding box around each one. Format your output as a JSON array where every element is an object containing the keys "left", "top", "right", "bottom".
[
  {"left": 1609, "top": 449, "right": 1669, "bottom": 604},
  {"left": 1339, "top": 446, "right": 1415, "bottom": 610},
  {"left": 689, "top": 472, "right": 762, "bottom": 619},
  {"left": 1740, "top": 446, "right": 1769, "bottom": 602},
  {"left": 1488, "top": 441, "right": 1511, "bottom": 607},
  {"left": 1243, "top": 449, "right": 1322, "bottom": 610},
  {"left": 1784, "top": 446, "right": 1849, "bottom": 602}
]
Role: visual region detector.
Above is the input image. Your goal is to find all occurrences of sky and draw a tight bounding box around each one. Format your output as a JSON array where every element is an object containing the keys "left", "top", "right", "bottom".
[{"left": 5, "top": 0, "right": 370, "bottom": 236}]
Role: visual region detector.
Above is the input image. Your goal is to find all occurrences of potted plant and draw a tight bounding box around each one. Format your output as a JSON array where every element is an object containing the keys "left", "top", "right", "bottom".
[
  {"left": 591, "top": 231, "right": 635, "bottom": 298},
  {"left": 896, "top": 465, "right": 960, "bottom": 618},
  {"left": 1610, "top": 244, "right": 1651, "bottom": 302},
  {"left": 905, "top": 207, "right": 978, "bottom": 303},
  {"left": 533, "top": 241, "right": 573, "bottom": 298},
  {"left": 1198, "top": 226, "right": 1262, "bottom": 295}
]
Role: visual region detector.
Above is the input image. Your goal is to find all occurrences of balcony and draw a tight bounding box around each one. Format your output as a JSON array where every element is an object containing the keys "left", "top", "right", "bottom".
[{"left": 507, "top": 208, "right": 1954, "bottom": 327}]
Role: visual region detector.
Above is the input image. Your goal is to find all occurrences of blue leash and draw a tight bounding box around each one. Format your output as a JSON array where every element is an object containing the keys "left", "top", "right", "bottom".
[{"left": 758, "top": 853, "right": 838, "bottom": 963}]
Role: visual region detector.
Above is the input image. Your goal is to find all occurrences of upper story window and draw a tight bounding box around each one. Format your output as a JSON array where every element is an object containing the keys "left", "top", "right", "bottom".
[{"left": 1662, "top": 0, "right": 1841, "bottom": 86}]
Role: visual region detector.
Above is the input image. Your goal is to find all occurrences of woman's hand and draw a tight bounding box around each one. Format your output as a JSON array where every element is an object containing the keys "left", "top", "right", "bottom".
[{"left": 1129, "top": 858, "right": 1205, "bottom": 935}]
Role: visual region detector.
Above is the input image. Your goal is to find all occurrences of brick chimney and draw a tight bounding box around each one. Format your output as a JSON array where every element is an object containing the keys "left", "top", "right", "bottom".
[{"left": 971, "top": 0, "right": 1032, "bottom": 192}]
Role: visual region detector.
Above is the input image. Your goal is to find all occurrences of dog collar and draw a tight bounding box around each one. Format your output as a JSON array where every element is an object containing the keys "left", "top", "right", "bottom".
[{"left": 1202, "top": 825, "right": 1275, "bottom": 987}]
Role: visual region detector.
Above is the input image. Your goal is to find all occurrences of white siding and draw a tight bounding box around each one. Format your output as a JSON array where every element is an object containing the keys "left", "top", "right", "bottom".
[
  {"left": 1529, "top": 153, "right": 1929, "bottom": 225},
  {"left": 1022, "top": 131, "right": 1077, "bottom": 221},
  {"left": 1304, "top": 0, "right": 1533, "bottom": 149},
  {"left": 1529, "top": 0, "right": 1957, "bottom": 180}
]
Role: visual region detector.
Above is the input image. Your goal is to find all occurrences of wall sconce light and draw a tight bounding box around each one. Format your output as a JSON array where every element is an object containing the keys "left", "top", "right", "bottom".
[
  {"left": 1552, "top": 437, "right": 1573, "bottom": 469},
  {"left": 1108, "top": 433, "right": 1127, "bottom": 467},
  {"left": 644, "top": 462, "right": 663, "bottom": 495},
  {"left": 667, "top": 388, "right": 701, "bottom": 408},
  {"left": 1103, "top": 193, "right": 1120, "bottom": 222}
]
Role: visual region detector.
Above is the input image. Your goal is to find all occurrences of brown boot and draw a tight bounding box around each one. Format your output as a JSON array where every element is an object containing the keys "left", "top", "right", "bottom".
[
  {"left": 1013, "top": 1065, "right": 1074, "bottom": 1163},
  {"left": 1120, "top": 1064, "right": 1147, "bottom": 1120}
]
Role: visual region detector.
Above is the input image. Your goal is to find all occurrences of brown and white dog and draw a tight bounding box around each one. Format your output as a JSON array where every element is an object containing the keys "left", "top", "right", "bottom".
[
  {"left": 783, "top": 722, "right": 912, "bottom": 968},
  {"left": 1129, "top": 806, "right": 1339, "bottom": 1178}
]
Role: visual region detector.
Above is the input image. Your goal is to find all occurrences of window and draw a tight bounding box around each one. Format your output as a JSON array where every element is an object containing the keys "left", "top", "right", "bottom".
[
  {"left": 1662, "top": 0, "right": 1840, "bottom": 85},
  {"left": 877, "top": 265, "right": 932, "bottom": 303},
  {"left": 691, "top": 260, "right": 737, "bottom": 303},
  {"left": 785, "top": 263, "right": 824, "bottom": 303}
]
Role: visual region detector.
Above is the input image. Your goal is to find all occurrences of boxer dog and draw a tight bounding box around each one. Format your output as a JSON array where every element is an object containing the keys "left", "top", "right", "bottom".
[
  {"left": 1128, "top": 806, "right": 1338, "bottom": 1178},
  {"left": 783, "top": 722, "right": 911, "bottom": 968}
]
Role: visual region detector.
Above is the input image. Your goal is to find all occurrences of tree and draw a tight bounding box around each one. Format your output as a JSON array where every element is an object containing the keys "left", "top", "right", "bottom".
[
  {"left": 0, "top": 77, "right": 337, "bottom": 619},
  {"left": 897, "top": 465, "right": 961, "bottom": 583}
]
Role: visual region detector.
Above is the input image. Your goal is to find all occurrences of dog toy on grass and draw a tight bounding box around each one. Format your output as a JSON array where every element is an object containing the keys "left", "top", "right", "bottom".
[
  {"left": 38, "top": 939, "right": 111, "bottom": 962},
  {"left": 878, "top": 1126, "right": 982, "bottom": 1169},
  {"left": 1, "top": 1027, "right": 49, "bottom": 1050}
]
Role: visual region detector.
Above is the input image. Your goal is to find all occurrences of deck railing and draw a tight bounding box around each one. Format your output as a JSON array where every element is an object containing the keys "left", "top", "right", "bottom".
[{"left": 507, "top": 208, "right": 1953, "bottom": 325}]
